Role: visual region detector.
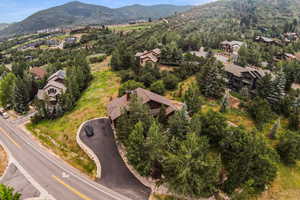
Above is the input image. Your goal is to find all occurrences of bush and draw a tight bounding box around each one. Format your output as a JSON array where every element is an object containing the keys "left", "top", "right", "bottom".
[
  {"left": 89, "top": 55, "right": 106, "bottom": 63},
  {"left": 119, "top": 80, "right": 145, "bottom": 96},
  {"left": 277, "top": 131, "right": 300, "bottom": 165},
  {"left": 150, "top": 80, "right": 166, "bottom": 95},
  {"left": 162, "top": 73, "right": 180, "bottom": 90}
]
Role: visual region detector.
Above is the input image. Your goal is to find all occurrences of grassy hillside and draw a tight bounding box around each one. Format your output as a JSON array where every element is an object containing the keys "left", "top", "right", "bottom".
[
  {"left": 27, "top": 65, "right": 120, "bottom": 176},
  {"left": 170, "top": 0, "right": 300, "bottom": 34},
  {"left": 127, "top": 0, "right": 300, "bottom": 49}
]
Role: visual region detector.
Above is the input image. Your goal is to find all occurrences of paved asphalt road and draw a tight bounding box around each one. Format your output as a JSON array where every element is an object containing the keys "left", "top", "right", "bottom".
[
  {"left": 0, "top": 117, "right": 135, "bottom": 200},
  {"left": 80, "top": 119, "right": 151, "bottom": 200}
]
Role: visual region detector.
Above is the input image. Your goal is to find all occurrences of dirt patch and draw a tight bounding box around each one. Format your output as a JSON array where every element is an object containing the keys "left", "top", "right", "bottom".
[
  {"left": 229, "top": 95, "right": 240, "bottom": 109},
  {"left": 0, "top": 145, "right": 8, "bottom": 176},
  {"left": 158, "top": 64, "right": 175, "bottom": 72}
]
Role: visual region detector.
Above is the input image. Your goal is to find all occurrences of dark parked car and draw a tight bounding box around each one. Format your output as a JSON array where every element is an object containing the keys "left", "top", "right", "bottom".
[{"left": 84, "top": 125, "right": 94, "bottom": 137}]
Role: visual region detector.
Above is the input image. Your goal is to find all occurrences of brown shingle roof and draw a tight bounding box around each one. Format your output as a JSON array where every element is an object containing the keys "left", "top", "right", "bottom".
[
  {"left": 107, "top": 88, "right": 183, "bottom": 121},
  {"left": 30, "top": 67, "right": 47, "bottom": 79}
]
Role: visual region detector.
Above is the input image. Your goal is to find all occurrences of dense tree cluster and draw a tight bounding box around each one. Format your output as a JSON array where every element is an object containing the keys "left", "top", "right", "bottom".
[
  {"left": 115, "top": 95, "right": 279, "bottom": 199},
  {"left": 33, "top": 53, "right": 92, "bottom": 121}
]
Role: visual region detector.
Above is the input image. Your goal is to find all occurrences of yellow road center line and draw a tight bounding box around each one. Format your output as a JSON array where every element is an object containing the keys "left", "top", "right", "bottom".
[
  {"left": 52, "top": 175, "right": 92, "bottom": 200},
  {"left": 0, "top": 127, "right": 21, "bottom": 149}
]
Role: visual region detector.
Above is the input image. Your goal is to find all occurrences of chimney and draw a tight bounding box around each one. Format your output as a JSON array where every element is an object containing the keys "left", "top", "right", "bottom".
[{"left": 125, "top": 90, "right": 137, "bottom": 101}]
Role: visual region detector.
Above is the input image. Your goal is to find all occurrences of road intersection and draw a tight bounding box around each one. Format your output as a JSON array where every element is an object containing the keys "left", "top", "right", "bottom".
[{"left": 0, "top": 117, "right": 134, "bottom": 200}]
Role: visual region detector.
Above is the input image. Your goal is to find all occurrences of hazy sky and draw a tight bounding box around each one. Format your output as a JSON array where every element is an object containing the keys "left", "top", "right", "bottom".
[{"left": 0, "top": 0, "right": 213, "bottom": 23}]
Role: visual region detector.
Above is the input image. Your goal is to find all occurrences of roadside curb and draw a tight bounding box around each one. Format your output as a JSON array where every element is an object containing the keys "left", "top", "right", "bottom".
[
  {"left": 0, "top": 140, "right": 11, "bottom": 181},
  {"left": 76, "top": 118, "right": 106, "bottom": 179}
]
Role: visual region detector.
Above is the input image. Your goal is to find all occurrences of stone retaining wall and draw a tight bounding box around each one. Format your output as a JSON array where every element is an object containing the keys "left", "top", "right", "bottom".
[{"left": 76, "top": 118, "right": 104, "bottom": 179}]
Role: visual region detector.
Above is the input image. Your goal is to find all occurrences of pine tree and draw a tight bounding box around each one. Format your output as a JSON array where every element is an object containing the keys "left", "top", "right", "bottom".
[
  {"left": 168, "top": 107, "right": 190, "bottom": 139},
  {"left": 183, "top": 83, "right": 203, "bottom": 115},
  {"left": 197, "top": 62, "right": 226, "bottom": 99},
  {"left": 0, "top": 184, "right": 21, "bottom": 200},
  {"left": 267, "top": 69, "right": 286, "bottom": 108},
  {"left": 0, "top": 73, "right": 16, "bottom": 108},
  {"left": 162, "top": 133, "right": 221, "bottom": 198},
  {"left": 145, "top": 121, "right": 167, "bottom": 178},
  {"left": 12, "top": 78, "right": 29, "bottom": 114},
  {"left": 126, "top": 121, "right": 151, "bottom": 176}
]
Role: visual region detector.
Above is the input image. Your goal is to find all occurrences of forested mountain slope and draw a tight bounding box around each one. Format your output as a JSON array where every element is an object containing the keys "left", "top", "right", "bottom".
[{"left": 0, "top": 1, "right": 192, "bottom": 37}]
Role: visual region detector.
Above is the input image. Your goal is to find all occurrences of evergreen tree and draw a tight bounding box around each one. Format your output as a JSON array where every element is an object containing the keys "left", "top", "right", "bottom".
[
  {"left": 0, "top": 184, "right": 21, "bottom": 200},
  {"left": 183, "top": 83, "right": 203, "bottom": 115},
  {"left": 126, "top": 122, "right": 151, "bottom": 176},
  {"left": 168, "top": 108, "right": 190, "bottom": 139},
  {"left": 162, "top": 133, "right": 221, "bottom": 198},
  {"left": 12, "top": 78, "right": 29, "bottom": 114},
  {"left": 277, "top": 131, "right": 300, "bottom": 165},
  {"left": 200, "top": 110, "right": 228, "bottom": 146},
  {"left": 288, "top": 112, "right": 299, "bottom": 131},
  {"left": 118, "top": 80, "right": 145, "bottom": 96},
  {"left": 0, "top": 73, "right": 16, "bottom": 108},
  {"left": 267, "top": 70, "right": 286, "bottom": 110},
  {"left": 11, "top": 62, "right": 28, "bottom": 78},
  {"left": 146, "top": 36, "right": 159, "bottom": 50},
  {"left": 247, "top": 97, "right": 274, "bottom": 130},
  {"left": 162, "top": 73, "right": 179, "bottom": 90},
  {"left": 111, "top": 42, "right": 135, "bottom": 71},
  {"left": 150, "top": 80, "right": 166, "bottom": 95},
  {"left": 116, "top": 95, "right": 153, "bottom": 142},
  {"left": 220, "top": 127, "right": 278, "bottom": 194},
  {"left": 197, "top": 61, "right": 226, "bottom": 99},
  {"left": 145, "top": 120, "right": 167, "bottom": 178},
  {"left": 256, "top": 74, "right": 273, "bottom": 99}
]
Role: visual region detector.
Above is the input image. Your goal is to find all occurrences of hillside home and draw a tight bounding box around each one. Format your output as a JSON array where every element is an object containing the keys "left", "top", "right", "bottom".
[
  {"left": 255, "top": 36, "right": 280, "bottom": 45},
  {"left": 45, "top": 39, "right": 60, "bottom": 46},
  {"left": 37, "top": 70, "right": 66, "bottom": 104},
  {"left": 225, "top": 64, "right": 271, "bottom": 92},
  {"left": 135, "top": 48, "right": 161, "bottom": 66},
  {"left": 107, "top": 88, "right": 184, "bottom": 125},
  {"left": 64, "top": 37, "right": 77, "bottom": 44},
  {"left": 191, "top": 47, "right": 208, "bottom": 58},
  {"left": 283, "top": 32, "right": 299, "bottom": 42},
  {"left": 220, "top": 41, "right": 245, "bottom": 53}
]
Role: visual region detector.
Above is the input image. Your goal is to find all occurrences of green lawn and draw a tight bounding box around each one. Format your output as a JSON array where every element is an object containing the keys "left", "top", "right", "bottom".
[
  {"left": 27, "top": 69, "right": 120, "bottom": 177},
  {"left": 108, "top": 23, "right": 152, "bottom": 32}
]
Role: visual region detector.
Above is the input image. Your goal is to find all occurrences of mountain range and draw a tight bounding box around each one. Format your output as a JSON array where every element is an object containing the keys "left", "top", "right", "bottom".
[
  {"left": 0, "top": 1, "right": 192, "bottom": 37},
  {"left": 0, "top": 23, "right": 9, "bottom": 31}
]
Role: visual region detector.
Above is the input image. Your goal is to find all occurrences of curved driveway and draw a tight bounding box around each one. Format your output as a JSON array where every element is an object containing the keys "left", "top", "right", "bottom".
[
  {"left": 79, "top": 118, "right": 151, "bottom": 200},
  {"left": 0, "top": 117, "right": 135, "bottom": 200}
]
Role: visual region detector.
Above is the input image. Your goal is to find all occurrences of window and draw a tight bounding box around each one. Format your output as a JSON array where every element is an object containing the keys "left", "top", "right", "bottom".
[{"left": 48, "top": 88, "right": 57, "bottom": 94}]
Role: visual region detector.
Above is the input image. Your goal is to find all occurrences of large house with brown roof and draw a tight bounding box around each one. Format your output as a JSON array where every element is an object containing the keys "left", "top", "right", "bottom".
[
  {"left": 107, "top": 88, "right": 183, "bottom": 124},
  {"left": 220, "top": 41, "right": 245, "bottom": 53},
  {"left": 37, "top": 70, "right": 66, "bottom": 104},
  {"left": 225, "top": 64, "right": 271, "bottom": 92},
  {"left": 135, "top": 48, "right": 161, "bottom": 66}
]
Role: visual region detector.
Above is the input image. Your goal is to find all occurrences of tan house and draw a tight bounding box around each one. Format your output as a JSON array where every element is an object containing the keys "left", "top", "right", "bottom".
[
  {"left": 220, "top": 41, "right": 245, "bottom": 53},
  {"left": 135, "top": 48, "right": 161, "bottom": 66},
  {"left": 107, "top": 88, "right": 183, "bottom": 124},
  {"left": 37, "top": 70, "right": 66, "bottom": 104}
]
